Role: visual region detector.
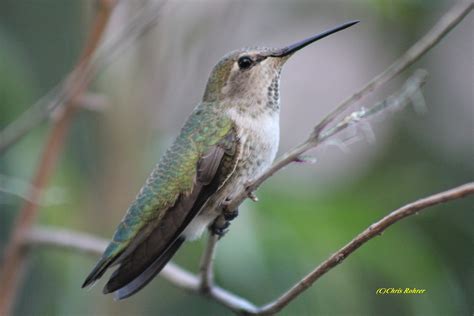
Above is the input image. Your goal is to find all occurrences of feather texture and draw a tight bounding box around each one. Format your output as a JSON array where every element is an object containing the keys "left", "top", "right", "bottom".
[{"left": 82, "top": 104, "right": 239, "bottom": 298}]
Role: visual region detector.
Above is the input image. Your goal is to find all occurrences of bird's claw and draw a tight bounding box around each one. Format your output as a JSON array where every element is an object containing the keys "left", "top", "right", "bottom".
[
  {"left": 210, "top": 218, "right": 230, "bottom": 238},
  {"left": 210, "top": 198, "right": 241, "bottom": 238},
  {"left": 223, "top": 209, "right": 239, "bottom": 221},
  {"left": 220, "top": 197, "right": 240, "bottom": 221}
]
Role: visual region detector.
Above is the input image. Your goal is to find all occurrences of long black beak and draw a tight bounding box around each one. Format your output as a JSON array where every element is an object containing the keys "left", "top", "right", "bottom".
[{"left": 270, "top": 20, "right": 359, "bottom": 57}]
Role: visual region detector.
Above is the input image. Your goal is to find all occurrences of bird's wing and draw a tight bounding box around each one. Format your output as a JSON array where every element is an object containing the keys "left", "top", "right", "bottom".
[{"left": 82, "top": 106, "right": 240, "bottom": 298}]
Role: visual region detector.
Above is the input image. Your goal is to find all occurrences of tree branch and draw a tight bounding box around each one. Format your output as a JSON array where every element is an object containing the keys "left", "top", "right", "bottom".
[
  {"left": 25, "top": 227, "right": 260, "bottom": 314},
  {"left": 199, "top": 233, "right": 219, "bottom": 293},
  {"left": 0, "top": 173, "right": 66, "bottom": 206},
  {"left": 24, "top": 183, "right": 474, "bottom": 315},
  {"left": 0, "top": 1, "right": 116, "bottom": 314},
  {"left": 0, "top": 0, "right": 166, "bottom": 154},
  {"left": 254, "top": 182, "right": 474, "bottom": 315}
]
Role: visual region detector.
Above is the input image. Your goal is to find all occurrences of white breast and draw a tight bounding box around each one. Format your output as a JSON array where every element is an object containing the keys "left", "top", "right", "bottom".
[
  {"left": 227, "top": 107, "right": 280, "bottom": 168},
  {"left": 183, "top": 107, "right": 280, "bottom": 241}
]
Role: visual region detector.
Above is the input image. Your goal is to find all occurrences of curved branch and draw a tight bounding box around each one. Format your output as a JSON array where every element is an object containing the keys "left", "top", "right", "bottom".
[
  {"left": 25, "top": 227, "right": 259, "bottom": 314},
  {"left": 254, "top": 182, "right": 474, "bottom": 315},
  {"left": 199, "top": 233, "right": 220, "bottom": 293},
  {"left": 25, "top": 183, "right": 474, "bottom": 315}
]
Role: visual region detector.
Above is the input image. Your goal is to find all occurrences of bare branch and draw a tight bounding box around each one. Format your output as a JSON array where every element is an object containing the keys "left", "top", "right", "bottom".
[
  {"left": 24, "top": 183, "right": 474, "bottom": 315},
  {"left": 199, "top": 233, "right": 219, "bottom": 293},
  {"left": 25, "top": 227, "right": 259, "bottom": 314},
  {"left": 0, "top": 1, "right": 116, "bottom": 314},
  {"left": 0, "top": 0, "right": 166, "bottom": 154},
  {"left": 319, "top": 69, "right": 428, "bottom": 143},
  {"left": 254, "top": 182, "right": 474, "bottom": 315},
  {"left": 27, "top": 227, "right": 108, "bottom": 256},
  {"left": 0, "top": 174, "right": 66, "bottom": 206}
]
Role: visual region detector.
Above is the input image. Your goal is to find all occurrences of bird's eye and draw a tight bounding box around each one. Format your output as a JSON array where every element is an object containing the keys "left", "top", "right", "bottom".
[{"left": 238, "top": 56, "right": 253, "bottom": 69}]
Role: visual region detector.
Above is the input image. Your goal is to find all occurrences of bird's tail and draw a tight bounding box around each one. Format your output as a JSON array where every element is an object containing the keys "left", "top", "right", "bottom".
[
  {"left": 110, "top": 236, "right": 185, "bottom": 300},
  {"left": 82, "top": 256, "right": 116, "bottom": 289}
]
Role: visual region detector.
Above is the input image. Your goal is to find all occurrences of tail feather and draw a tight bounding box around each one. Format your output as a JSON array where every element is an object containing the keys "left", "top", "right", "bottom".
[
  {"left": 82, "top": 257, "right": 116, "bottom": 289},
  {"left": 111, "top": 236, "right": 185, "bottom": 300}
]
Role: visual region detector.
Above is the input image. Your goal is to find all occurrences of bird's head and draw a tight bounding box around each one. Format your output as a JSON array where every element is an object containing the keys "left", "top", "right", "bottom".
[{"left": 202, "top": 20, "right": 359, "bottom": 107}]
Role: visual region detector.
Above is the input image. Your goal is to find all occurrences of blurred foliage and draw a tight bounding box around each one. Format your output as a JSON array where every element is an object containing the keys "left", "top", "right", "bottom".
[
  {"left": 368, "top": 0, "right": 437, "bottom": 20},
  {"left": 0, "top": 1, "right": 472, "bottom": 315}
]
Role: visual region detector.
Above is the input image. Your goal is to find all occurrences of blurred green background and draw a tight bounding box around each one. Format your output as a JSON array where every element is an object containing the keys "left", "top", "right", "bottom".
[{"left": 1, "top": 0, "right": 473, "bottom": 315}]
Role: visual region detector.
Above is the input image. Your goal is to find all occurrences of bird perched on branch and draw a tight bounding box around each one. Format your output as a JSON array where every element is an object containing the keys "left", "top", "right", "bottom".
[{"left": 83, "top": 20, "right": 359, "bottom": 299}]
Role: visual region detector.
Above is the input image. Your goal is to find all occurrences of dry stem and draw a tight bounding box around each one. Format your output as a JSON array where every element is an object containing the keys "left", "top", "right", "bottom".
[{"left": 0, "top": 1, "right": 116, "bottom": 314}]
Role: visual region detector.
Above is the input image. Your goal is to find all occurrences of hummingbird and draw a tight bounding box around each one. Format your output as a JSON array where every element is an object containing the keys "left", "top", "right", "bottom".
[{"left": 82, "top": 20, "right": 359, "bottom": 299}]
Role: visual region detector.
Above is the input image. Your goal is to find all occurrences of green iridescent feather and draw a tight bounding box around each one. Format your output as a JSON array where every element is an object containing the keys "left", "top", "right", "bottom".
[{"left": 96, "top": 103, "right": 232, "bottom": 266}]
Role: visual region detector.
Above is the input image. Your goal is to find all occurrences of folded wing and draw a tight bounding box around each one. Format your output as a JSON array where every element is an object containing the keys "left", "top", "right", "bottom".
[{"left": 82, "top": 108, "right": 239, "bottom": 299}]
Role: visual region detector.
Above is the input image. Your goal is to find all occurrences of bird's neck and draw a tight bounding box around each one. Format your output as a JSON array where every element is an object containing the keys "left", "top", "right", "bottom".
[{"left": 224, "top": 75, "right": 282, "bottom": 118}]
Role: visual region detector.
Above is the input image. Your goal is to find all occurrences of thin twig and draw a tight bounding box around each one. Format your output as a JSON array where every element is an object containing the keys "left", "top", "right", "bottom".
[
  {"left": 25, "top": 227, "right": 260, "bottom": 314},
  {"left": 254, "top": 182, "right": 474, "bottom": 315},
  {"left": 199, "top": 233, "right": 219, "bottom": 293},
  {"left": 0, "top": 174, "right": 65, "bottom": 206},
  {"left": 0, "top": 1, "right": 116, "bottom": 315},
  {"left": 24, "top": 183, "right": 474, "bottom": 315},
  {"left": 319, "top": 69, "right": 428, "bottom": 143}
]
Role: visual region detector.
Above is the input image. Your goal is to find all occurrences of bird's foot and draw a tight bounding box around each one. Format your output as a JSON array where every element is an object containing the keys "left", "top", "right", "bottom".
[
  {"left": 210, "top": 219, "right": 230, "bottom": 237},
  {"left": 220, "top": 196, "right": 240, "bottom": 221},
  {"left": 210, "top": 199, "right": 240, "bottom": 238}
]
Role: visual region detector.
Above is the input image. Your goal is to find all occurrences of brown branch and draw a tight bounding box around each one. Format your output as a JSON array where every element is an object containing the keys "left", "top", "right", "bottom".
[
  {"left": 0, "top": 0, "right": 166, "bottom": 153},
  {"left": 198, "top": 233, "right": 219, "bottom": 293},
  {"left": 254, "top": 182, "right": 474, "bottom": 315},
  {"left": 0, "top": 1, "right": 116, "bottom": 315},
  {"left": 25, "top": 227, "right": 260, "bottom": 314},
  {"left": 24, "top": 183, "right": 474, "bottom": 315}
]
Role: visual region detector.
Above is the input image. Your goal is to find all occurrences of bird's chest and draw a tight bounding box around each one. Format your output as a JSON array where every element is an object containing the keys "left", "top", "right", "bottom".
[
  {"left": 182, "top": 109, "right": 279, "bottom": 240},
  {"left": 229, "top": 109, "right": 280, "bottom": 182}
]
